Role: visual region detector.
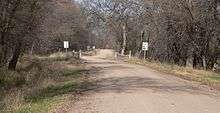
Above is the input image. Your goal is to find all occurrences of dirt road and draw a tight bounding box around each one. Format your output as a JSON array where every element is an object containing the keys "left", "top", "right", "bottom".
[{"left": 68, "top": 56, "right": 220, "bottom": 113}]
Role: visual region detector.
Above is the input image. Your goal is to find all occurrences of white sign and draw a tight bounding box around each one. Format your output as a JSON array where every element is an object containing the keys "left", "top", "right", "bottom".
[
  {"left": 142, "top": 42, "right": 149, "bottom": 51},
  {"left": 64, "top": 41, "right": 69, "bottom": 49}
]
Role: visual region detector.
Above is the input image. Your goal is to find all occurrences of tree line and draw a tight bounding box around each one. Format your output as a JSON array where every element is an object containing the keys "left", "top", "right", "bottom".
[
  {"left": 0, "top": 0, "right": 219, "bottom": 70},
  {"left": 80, "top": 0, "right": 220, "bottom": 70},
  {"left": 0, "top": 0, "right": 93, "bottom": 70}
]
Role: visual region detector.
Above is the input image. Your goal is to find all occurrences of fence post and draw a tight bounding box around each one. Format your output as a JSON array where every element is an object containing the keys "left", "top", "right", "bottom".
[
  {"left": 115, "top": 52, "right": 118, "bottom": 59},
  {"left": 129, "top": 50, "right": 132, "bottom": 59},
  {"left": 79, "top": 50, "right": 82, "bottom": 59}
]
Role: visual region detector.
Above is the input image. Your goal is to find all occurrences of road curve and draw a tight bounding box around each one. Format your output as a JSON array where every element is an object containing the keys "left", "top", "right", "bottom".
[{"left": 68, "top": 56, "right": 220, "bottom": 113}]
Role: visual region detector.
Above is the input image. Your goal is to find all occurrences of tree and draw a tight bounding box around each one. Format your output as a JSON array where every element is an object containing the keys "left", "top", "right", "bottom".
[
  {"left": 81, "top": 0, "right": 220, "bottom": 70},
  {"left": 34, "top": 0, "right": 93, "bottom": 54},
  {"left": 0, "top": 0, "right": 48, "bottom": 70},
  {"left": 0, "top": 0, "right": 94, "bottom": 70}
]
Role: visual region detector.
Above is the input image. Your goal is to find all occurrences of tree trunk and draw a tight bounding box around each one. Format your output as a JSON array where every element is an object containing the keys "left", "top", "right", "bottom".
[
  {"left": 0, "top": 46, "right": 6, "bottom": 66},
  {"left": 0, "top": 36, "right": 8, "bottom": 67},
  {"left": 202, "top": 56, "right": 207, "bottom": 70},
  {"left": 8, "top": 43, "right": 22, "bottom": 70},
  {"left": 121, "top": 25, "right": 126, "bottom": 55},
  {"left": 29, "top": 43, "right": 35, "bottom": 55},
  {"left": 186, "top": 48, "right": 194, "bottom": 68}
]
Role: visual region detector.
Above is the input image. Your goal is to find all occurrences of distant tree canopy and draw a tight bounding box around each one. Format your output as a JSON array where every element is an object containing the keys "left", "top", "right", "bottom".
[
  {"left": 35, "top": 0, "right": 93, "bottom": 54},
  {"left": 81, "top": 0, "right": 220, "bottom": 69}
]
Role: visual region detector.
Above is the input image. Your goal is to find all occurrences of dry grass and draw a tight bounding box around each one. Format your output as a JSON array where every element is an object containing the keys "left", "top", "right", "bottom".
[
  {"left": 128, "top": 58, "right": 220, "bottom": 88},
  {"left": 0, "top": 53, "right": 88, "bottom": 113}
]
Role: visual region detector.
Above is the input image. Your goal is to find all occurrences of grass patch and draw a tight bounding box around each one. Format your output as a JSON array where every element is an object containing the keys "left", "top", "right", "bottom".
[
  {"left": 26, "top": 82, "right": 80, "bottom": 103},
  {"left": 16, "top": 97, "right": 63, "bottom": 113},
  {"left": 16, "top": 82, "right": 80, "bottom": 113},
  {"left": 209, "top": 76, "right": 220, "bottom": 81},
  {"left": 206, "top": 75, "right": 220, "bottom": 83},
  {"left": 16, "top": 67, "right": 85, "bottom": 113},
  {"left": 61, "top": 69, "right": 88, "bottom": 77},
  {"left": 0, "top": 69, "right": 25, "bottom": 88},
  {"left": 35, "top": 52, "right": 75, "bottom": 62},
  {"left": 14, "top": 73, "right": 83, "bottom": 113},
  {"left": 129, "top": 58, "right": 220, "bottom": 87},
  {"left": 1, "top": 54, "right": 88, "bottom": 113}
]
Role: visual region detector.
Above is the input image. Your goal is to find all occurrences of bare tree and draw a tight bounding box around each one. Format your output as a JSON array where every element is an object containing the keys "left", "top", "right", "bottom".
[
  {"left": 81, "top": 0, "right": 220, "bottom": 70},
  {"left": 0, "top": 0, "right": 49, "bottom": 70}
]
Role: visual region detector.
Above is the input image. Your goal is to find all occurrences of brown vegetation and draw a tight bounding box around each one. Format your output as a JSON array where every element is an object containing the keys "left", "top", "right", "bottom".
[
  {"left": 80, "top": 0, "right": 220, "bottom": 70},
  {"left": 0, "top": 0, "right": 93, "bottom": 70},
  {"left": 0, "top": 54, "right": 87, "bottom": 113},
  {"left": 128, "top": 58, "right": 220, "bottom": 89}
]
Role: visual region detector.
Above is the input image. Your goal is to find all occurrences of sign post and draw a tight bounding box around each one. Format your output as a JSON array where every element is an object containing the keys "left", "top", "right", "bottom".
[
  {"left": 142, "top": 42, "right": 149, "bottom": 59},
  {"left": 64, "top": 41, "right": 69, "bottom": 53}
]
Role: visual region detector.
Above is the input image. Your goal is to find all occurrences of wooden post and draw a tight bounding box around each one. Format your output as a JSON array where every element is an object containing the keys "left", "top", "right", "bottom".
[
  {"left": 115, "top": 52, "right": 118, "bottom": 59},
  {"left": 129, "top": 50, "right": 132, "bottom": 59},
  {"left": 143, "top": 50, "right": 146, "bottom": 60},
  {"left": 79, "top": 50, "right": 82, "bottom": 59}
]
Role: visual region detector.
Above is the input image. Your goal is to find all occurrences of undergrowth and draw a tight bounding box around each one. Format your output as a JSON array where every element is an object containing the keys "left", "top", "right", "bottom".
[
  {"left": 0, "top": 54, "right": 87, "bottom": 113},
  {"left": 129, "top": 58, "right": 220, "bottom": 88}
]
